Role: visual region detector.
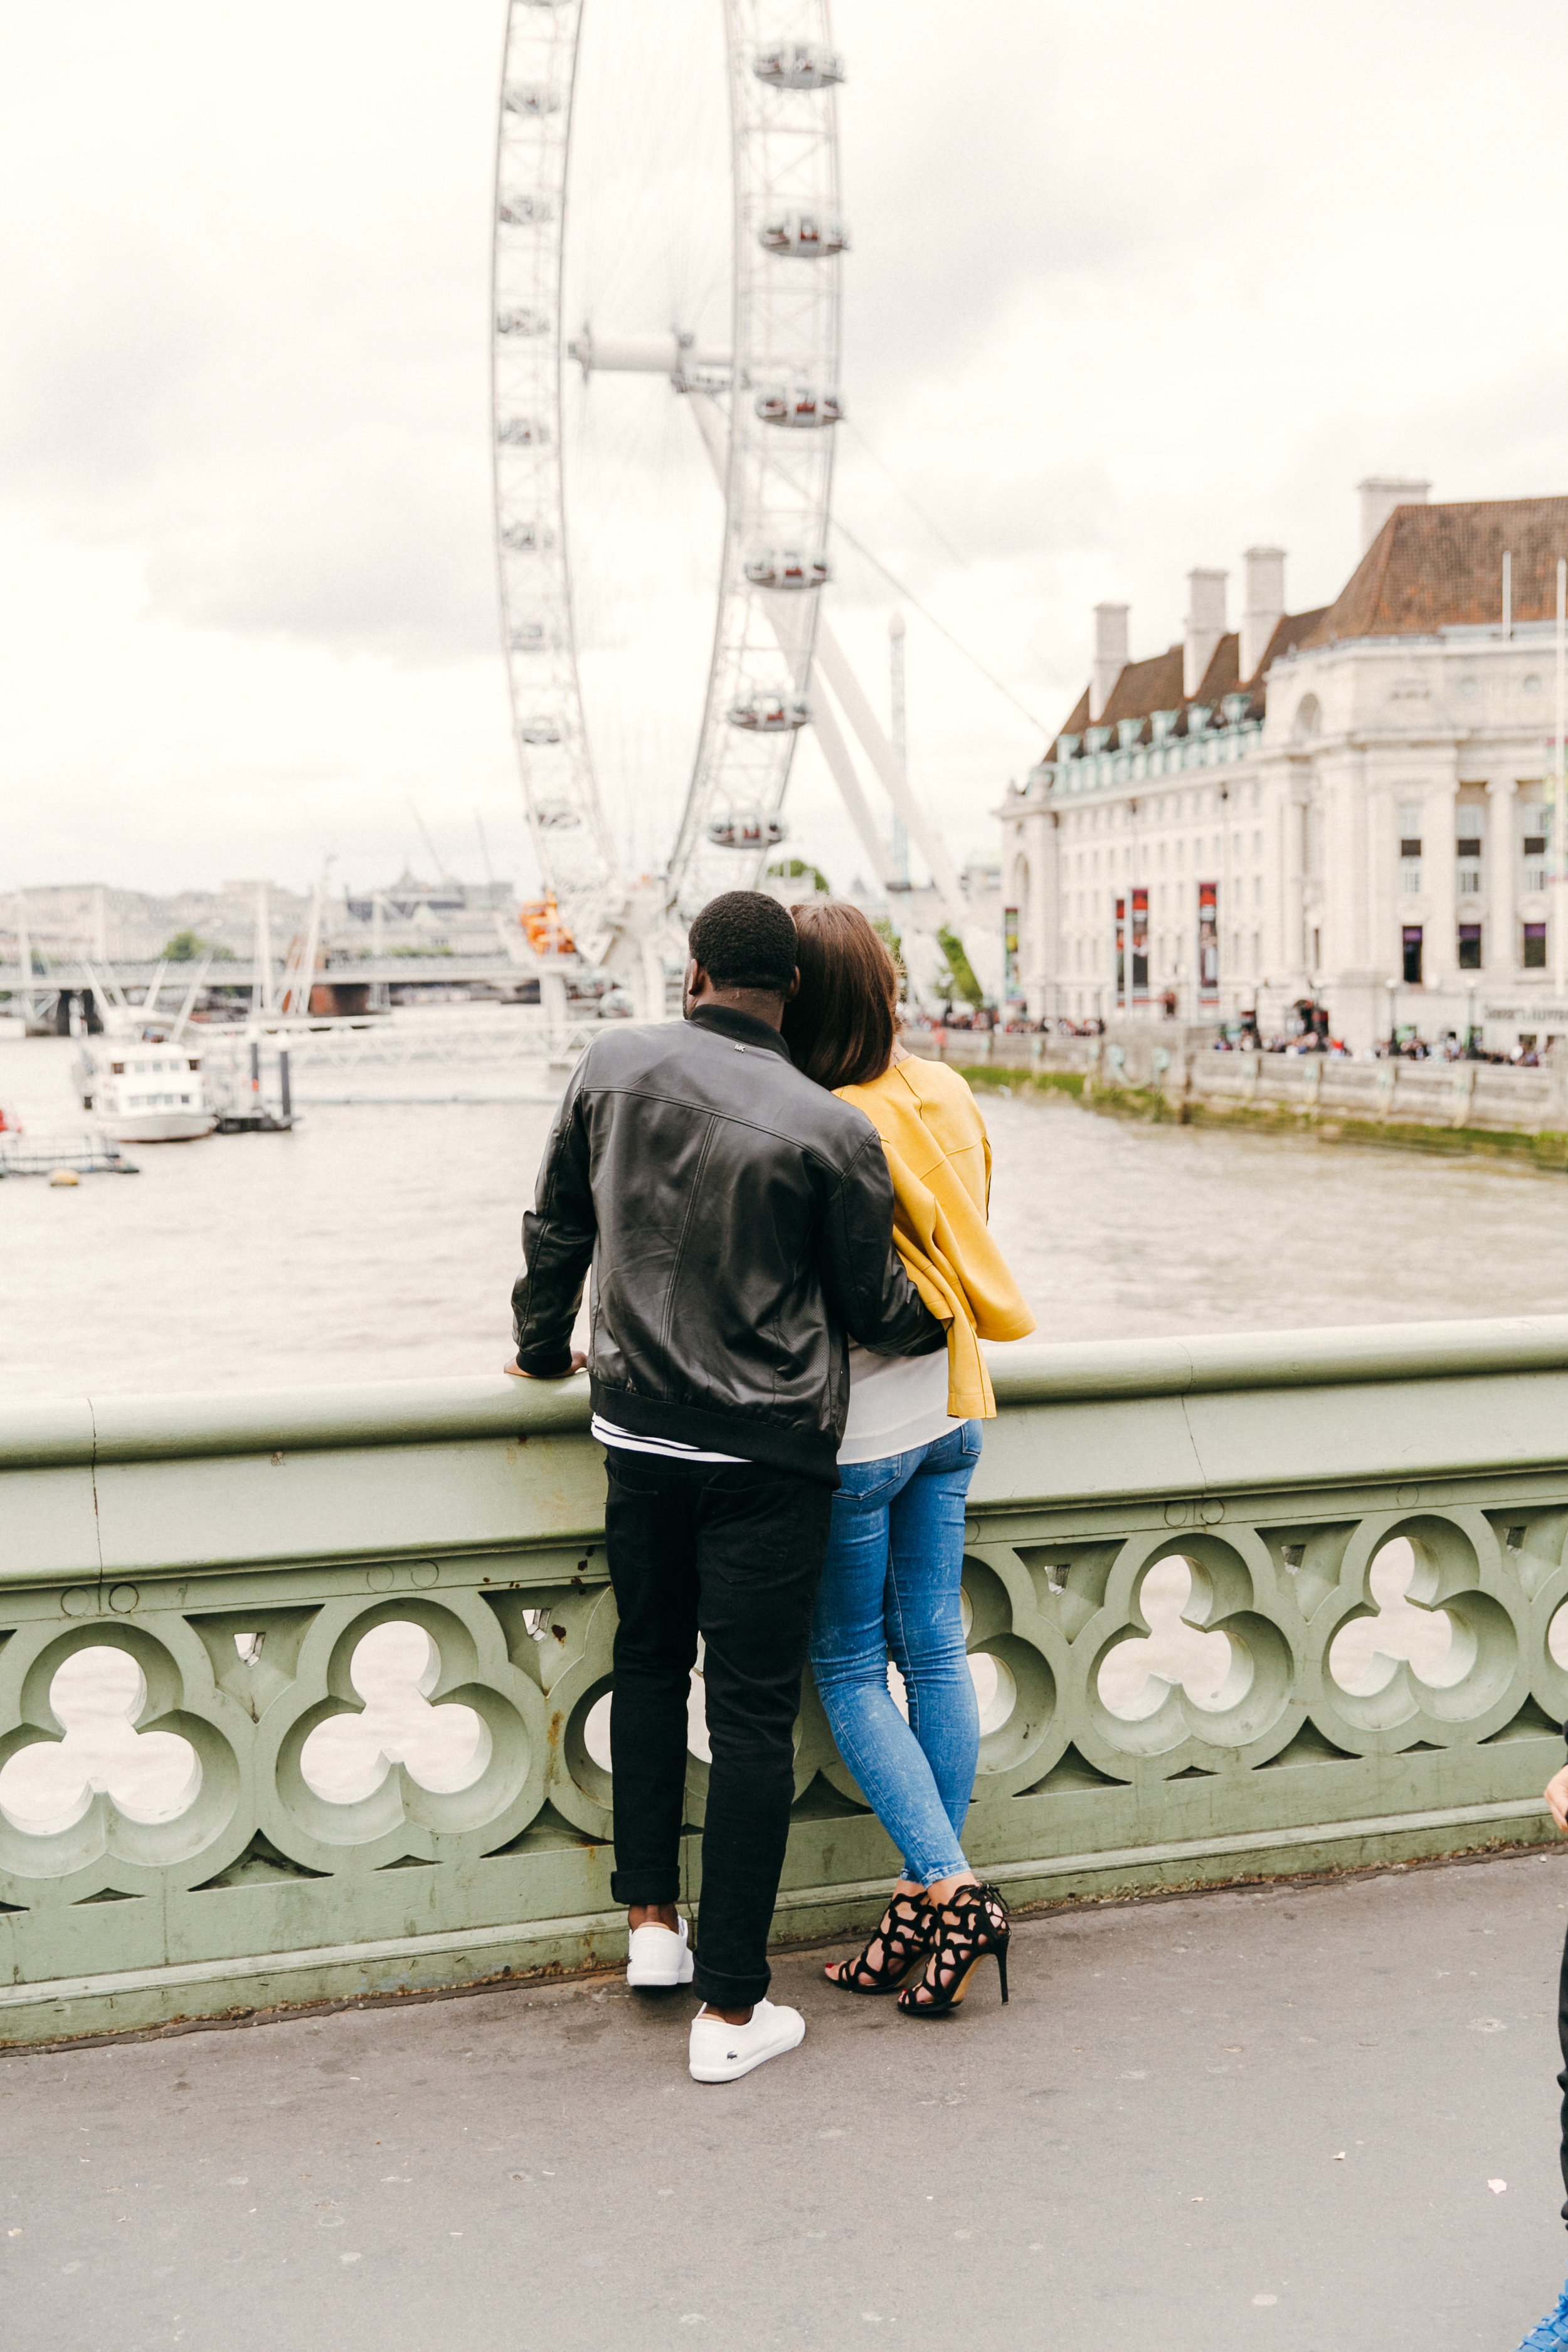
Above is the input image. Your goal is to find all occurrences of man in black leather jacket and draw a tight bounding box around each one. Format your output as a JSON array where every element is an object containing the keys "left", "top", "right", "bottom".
[{"left": 509, "top": 891, "right": 945, "bottom": 2083}]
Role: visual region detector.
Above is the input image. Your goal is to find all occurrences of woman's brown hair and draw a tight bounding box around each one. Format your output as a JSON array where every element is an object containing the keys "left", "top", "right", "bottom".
[{"left": 780, "top": 901, "right": 898, "bottom": 1090}]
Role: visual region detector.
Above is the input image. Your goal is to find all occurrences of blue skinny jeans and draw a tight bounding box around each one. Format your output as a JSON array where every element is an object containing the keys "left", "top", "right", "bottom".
[{"left": 809, "top": 1421, "right": 982, "bottom": 1887}]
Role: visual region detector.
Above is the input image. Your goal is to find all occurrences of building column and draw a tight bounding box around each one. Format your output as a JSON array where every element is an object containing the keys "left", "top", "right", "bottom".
[
  {"left": 1283, "top": 773, "right": 1308, "bottom": 990},
  {"left": 1486, "top": 775, "right": 1516, "bottom": 987},
  {"left": 1424, "top": 774, "right": 1458, "bottom": 1008},
  {"left": 1019, "top": 798, "right": 1056, "bottom": 1022}
]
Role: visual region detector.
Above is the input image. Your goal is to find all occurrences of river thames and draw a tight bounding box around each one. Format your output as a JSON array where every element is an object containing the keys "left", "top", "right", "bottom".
[{"left": 0, "top": 1024, "right": 1560, "bottom": 1406}]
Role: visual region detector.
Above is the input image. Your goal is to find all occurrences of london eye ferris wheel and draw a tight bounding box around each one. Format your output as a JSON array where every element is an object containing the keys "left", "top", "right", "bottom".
[{"left": 491, "top": 0, "right": 848, "bottom": 990}]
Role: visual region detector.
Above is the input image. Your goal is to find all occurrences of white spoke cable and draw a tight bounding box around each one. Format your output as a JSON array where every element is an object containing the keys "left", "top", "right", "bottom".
[{"left": 827, "top": 513, "right": 1051, "bottom": 738}]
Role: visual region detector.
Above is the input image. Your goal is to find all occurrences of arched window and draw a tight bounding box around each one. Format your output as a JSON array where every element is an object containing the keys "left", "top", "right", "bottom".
[{"left": 1291, "top": 694, "right": 1322, "bottom": 744}]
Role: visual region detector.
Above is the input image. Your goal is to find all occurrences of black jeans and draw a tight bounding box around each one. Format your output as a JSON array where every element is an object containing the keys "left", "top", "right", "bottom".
[{"left": 603, "top": 1448, "right": 834, "bottom": 2008}]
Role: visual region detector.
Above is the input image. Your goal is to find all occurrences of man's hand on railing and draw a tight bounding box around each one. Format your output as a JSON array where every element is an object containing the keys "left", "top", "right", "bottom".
[
  {"left": 1545, "top": 1763, "right": 1568, "bottom": 1835},
  {"left": 502, "top": 1352, "right": 588, "bottom": 1379}
]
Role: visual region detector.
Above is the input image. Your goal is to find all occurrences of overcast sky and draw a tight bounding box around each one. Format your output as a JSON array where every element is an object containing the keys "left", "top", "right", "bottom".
[{"left": 3, "top": 0, "right": 1567, "bottom": 904}]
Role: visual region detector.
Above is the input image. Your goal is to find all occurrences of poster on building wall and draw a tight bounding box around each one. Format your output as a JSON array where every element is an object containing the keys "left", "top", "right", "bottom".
[
  {"left": 1003, "top": 906, "right": 1020, "bottom": 1005},
  {"left": 1115, "top": 896, "right": 1125, "bottom": 1009},
  {"left": 1131, "top": 887, "right": 1150, "bottom": 1004},
  {"left": 1198, "top": 881, "right": 1219, "bottom": 1007}
]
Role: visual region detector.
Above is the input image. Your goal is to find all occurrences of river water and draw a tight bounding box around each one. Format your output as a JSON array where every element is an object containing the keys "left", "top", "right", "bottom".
[
  {"left": 1, "top": 1020, "right": 1561, "bottom": 1828},
  {"left": 1, "top": 1025, "right": 1561, "bottom": 1405}
]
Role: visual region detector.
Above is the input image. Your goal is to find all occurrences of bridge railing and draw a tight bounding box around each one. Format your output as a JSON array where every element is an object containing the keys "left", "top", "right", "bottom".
[{"left": 2, "top": 1317, "right": 1566, "bottom": 2043}]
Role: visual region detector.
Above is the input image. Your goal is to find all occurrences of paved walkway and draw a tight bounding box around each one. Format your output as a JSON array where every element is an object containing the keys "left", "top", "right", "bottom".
[{"left": 4, "top": 1850, "right": 1568, "bottom": 2351}]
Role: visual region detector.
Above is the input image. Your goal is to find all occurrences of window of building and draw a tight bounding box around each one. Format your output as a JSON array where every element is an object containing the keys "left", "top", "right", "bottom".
[
  {"left": 1522, "top": 805, "right": 1549, "bottom": 893},
  {"left": 1457, "top": 923, "right": 1482, "bottom": 970},
  {"left": 1397, "top": 801, "right": 1422, "bottom": 896},
  {"left": 1402, "top": 924, "right": 1424, "bottom": 985},
  {"left": 1523, "top": 921, "right": 1548, "bottom": 970},
  {"left": 1251, "top": 931, "right": 1261, "bottom": 973},
  {"left": 1253, "top": 874, "right": 1263, "bottom": 907},
  {"left": 1456, "top": 817, "right": 1483, "bottom": 896}
]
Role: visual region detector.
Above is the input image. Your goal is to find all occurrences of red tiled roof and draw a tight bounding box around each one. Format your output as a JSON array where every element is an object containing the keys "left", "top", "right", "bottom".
[
  {"left": 1045, "top": 611, "right": 1328, "bottom": 761},
  {"left": 1044, "top": 486, "right": 1568, "bottom": 762},
  {"left": 1301, "top": 496, "right": 1568, "bottom": 645}
]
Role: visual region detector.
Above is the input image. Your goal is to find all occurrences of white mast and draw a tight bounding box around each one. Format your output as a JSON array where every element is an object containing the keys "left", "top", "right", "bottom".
[
  {"left": 1557, "top": 558, "right": 1567, "bottom": 1004},
  {"left": 888, "top": 612, "right": 909, "bottom": 890},
  {"left": 252, "top": 882, "right": 272, "bottom": 1017},
  {"left": 13, "top": 892, "right": 32, "bottom": 1029}
]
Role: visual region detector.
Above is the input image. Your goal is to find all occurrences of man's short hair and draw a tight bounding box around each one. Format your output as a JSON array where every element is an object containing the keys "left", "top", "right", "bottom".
[{"left": 688, "top": 891, "right": 799, "bottom": 994}]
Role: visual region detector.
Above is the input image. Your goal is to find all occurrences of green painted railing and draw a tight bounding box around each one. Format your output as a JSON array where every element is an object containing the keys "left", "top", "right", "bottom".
[{"left": 2, "top": 1318, "right": 1567, "bottom": 2043}]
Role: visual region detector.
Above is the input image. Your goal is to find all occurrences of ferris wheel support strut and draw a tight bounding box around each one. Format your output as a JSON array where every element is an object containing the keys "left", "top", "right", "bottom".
[{"left": 812, "top": 620, "right": 967, "bottom": 932}]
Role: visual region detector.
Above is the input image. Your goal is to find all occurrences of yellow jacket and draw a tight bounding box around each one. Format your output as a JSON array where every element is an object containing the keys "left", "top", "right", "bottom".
[{"left": 835, "top": 1054, "right": 1036, "bottom": 1419}]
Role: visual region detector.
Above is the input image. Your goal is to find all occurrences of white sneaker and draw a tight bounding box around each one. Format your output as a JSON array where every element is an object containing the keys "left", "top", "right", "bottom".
[
  {"left": 689, "top": 1997, "right": 805, "bottom": 2083},
  {"left": 626, "top": 1916, "right": 694, "bottom": 1989}
]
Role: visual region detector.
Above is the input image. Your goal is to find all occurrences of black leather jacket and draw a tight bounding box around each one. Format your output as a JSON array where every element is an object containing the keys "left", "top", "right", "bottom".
[{"left": 511, "top": 1004, "right": 945, "bottom": 1484}]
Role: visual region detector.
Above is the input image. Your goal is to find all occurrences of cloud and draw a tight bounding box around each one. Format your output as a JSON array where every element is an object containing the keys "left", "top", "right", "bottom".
[{"left": 4, "top": 0, "right": 1568, "bottom": 901}]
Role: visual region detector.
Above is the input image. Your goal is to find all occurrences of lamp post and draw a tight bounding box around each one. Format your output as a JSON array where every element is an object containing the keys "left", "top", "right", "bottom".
[
  {"left": 1465, "top": 977, "right": 1478, "bottom": 1059},
  {"left": 1385, "top": 976, "right": 1399, "bottom": 1056}
]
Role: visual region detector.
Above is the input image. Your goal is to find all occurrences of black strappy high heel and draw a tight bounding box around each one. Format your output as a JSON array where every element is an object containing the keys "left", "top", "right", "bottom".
[
  {"left": 896, "top": 1882, "right": 1010, "bottom": 2016},
  {"left": 825, "top": 1892, "right": 936, "bottom": 1994}
]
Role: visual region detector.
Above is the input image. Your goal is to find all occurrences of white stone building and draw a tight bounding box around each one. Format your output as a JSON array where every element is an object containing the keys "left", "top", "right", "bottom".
[{"left": 1000, "top": 482, "right": 1568, "bottom": 1054}]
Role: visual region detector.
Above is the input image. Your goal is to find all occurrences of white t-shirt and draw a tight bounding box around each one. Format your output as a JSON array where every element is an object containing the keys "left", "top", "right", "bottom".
[
  {"left": 593, "top": 1343, "right": 958, "bottom": 1471},
  {"left": 837, "top": 1342, "right": 960, "bottom": 1466},
  {"left": 591, "top": 1414, "right": 743, "bottom": 1464}
]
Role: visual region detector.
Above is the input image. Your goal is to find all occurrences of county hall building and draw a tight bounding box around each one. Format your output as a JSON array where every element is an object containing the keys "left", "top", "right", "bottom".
[{"left": 999, "top": 481, "right": 1567, "bottom": 1054}]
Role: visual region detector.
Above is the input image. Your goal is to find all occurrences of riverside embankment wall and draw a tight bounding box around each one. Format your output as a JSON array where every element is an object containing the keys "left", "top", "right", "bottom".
[{"left": 909, "top": 1029, "right": 1568, "bottom": 1167}]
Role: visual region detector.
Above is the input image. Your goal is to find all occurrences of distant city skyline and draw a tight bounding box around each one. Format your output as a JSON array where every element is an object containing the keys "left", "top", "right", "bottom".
[{"left": 2, "top": 0, "right": 1565, "bottom": 905}]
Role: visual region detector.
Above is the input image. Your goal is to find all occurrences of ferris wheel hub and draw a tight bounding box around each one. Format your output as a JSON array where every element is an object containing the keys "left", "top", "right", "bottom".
[{"left": 566, "top": 326, "right": 733, "bottom": 389}]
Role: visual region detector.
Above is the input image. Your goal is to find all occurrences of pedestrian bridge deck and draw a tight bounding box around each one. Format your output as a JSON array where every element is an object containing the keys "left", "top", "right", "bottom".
[{"left": 2, "top": 1846, "right": 1562, "bottom": 2351}]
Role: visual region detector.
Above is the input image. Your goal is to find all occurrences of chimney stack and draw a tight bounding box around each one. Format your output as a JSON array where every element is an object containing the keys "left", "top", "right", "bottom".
[
  {"left": 1357, "top": 475, "right": 1429, "bottom": 554},
  {"left": 1089, "top": 603, "right": 1129, "bottom": 722},
  {"left": 1240, "top": 546, "right": 1286, "bottom": 682},
  {"left": 1183, "top": 569, "right": 1228, "bottom": 699}
]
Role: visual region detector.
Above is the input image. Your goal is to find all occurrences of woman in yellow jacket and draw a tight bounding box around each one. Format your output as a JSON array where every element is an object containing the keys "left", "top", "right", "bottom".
[{"left": 782, "top": 903, "right": 1035, "bottom": 2018}]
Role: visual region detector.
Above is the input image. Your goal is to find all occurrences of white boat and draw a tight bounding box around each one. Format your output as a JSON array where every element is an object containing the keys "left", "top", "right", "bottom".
[
  {"left": 79, "top": 1037, "right": 216, "bottom": 1142},
  {"left": 70, "top": 958, "right": 218, "bottom": 1144}
]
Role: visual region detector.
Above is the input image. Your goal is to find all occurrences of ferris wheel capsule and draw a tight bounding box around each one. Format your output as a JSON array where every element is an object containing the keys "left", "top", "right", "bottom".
[
  {"left": 496, "top": 308, "right": 551, "bottom": 338},
  {"left": 744, "top": 547, "right": 831, "bottom": 591},
  {"left": 504, "top": 84, "right": 561, "bottom": 116},
  {"left": 758, "top": 212, "right": 849, "bottom": 260},
  {"left": 706, "top": 810, "right": 788, "bottom": 850},
  {"left": 501, "top": 519, "right": 554, "bottom": 553},
  {"left": 497, "top": 192, "right": 553, "bottom": 227},
  {"left": 496, "top": 416, "right": 549, "bottom": 447},
  {"left": 753, "top": 384, "right": 844, "bottom": 430},
  {"left": 752, "top": 43, "right": 844, "bottom": 89},
  {"left": 517, "top": 718, "right": 562, "bottom": 746},
  {"left": 727, "top": 693, "right": 812, "bottom": 734},
  {"left": 532, "top": 798, "right": 583, "bottom": 830},
  {"left": 509, "top": 618, "right": 553, "bottom": 652}
]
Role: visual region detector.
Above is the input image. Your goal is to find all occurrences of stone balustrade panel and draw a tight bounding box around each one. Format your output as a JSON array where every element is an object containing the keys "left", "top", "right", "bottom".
[{"left": 1, "top": 1325, "right": 1565, "bottom": 2041}]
